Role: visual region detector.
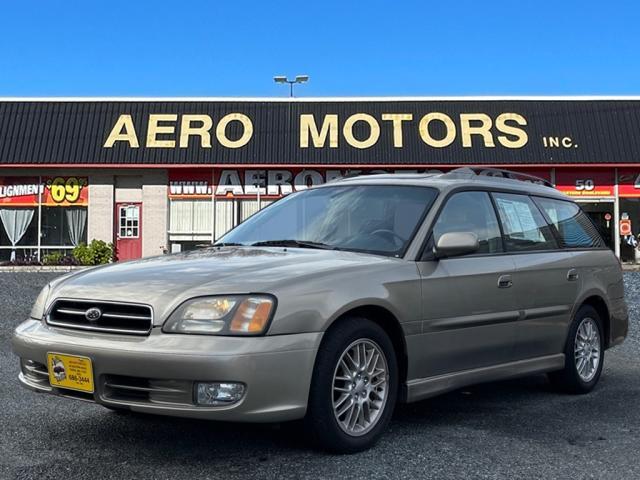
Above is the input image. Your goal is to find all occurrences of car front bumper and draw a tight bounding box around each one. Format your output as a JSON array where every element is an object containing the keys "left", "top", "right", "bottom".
[{"left": 12, "top": 319, "right": 322, "bottom": 422}]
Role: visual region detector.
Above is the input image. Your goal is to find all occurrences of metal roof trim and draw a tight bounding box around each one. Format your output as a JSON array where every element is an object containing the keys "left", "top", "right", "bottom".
[{"left": 2, "top": 96, "right": 640, "bottom": 102}]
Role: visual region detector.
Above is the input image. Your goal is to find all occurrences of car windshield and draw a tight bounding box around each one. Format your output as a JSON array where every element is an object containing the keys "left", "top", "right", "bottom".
[{"left": 217, "top": 185, "right": 438, "bottom": 257}]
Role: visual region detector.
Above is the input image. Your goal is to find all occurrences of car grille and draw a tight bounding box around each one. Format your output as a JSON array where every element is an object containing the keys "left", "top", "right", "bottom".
[{"left": 46, "top": 299, "right": 153, "bottom": 335}]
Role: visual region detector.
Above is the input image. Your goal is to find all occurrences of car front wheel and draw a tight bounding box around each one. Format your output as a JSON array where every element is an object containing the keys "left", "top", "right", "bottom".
[{"left": 305, "top": 317, "right": 398, "bottom": 453}]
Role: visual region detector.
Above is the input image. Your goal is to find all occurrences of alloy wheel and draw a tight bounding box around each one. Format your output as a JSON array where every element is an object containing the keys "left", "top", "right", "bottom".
[
  {"left": 332, "top": 339, "right": 389, "bottom": 436},
  {"left": 574, "top": 317, "right": 601, "bottom": 382}
]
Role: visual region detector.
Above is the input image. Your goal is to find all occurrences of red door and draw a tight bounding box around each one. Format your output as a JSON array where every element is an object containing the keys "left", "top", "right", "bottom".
[{"left": 115, "top": 203, "right": 142, "bottom": 260}]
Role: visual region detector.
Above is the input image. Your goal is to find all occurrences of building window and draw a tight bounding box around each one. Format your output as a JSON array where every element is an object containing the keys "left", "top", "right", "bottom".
[
  {"left": 169, "top": 199, "right": 213, "bottom": 243},
  {"left": 0, "top": 208, "right": 38, "bottom": 261},
  {"left": 41, "top": 206, "right": 88, "bottom": 247},
  {"left": 0, "top": 176, "right": 88, "bottom": 262}
]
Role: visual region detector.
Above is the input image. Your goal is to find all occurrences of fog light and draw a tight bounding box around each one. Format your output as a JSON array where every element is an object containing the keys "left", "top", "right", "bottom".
[{"left": 195, "top": 382, "right": 245, "bottom": 406}]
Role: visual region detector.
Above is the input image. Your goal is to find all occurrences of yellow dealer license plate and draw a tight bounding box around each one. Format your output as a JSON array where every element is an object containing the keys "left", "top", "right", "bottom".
[{"left": 47, "top": 353, "right": 94, "bottom": 393}]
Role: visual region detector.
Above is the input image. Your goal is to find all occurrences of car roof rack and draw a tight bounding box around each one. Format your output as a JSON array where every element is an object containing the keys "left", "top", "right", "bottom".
[
  {"left": 331, "top": 171, "right": 439, "bottom": 182},
  {"left": 441, "top": 167, "right": 555, "bottom": 188}
]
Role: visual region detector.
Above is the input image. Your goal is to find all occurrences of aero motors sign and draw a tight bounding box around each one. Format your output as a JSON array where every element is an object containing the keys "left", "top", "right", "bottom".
[
  {"left": 105, "top": 112, "right": 529, "bottom": 151},
  {"left": 2, "top": 100, "right": 640, "bottom": 167}
]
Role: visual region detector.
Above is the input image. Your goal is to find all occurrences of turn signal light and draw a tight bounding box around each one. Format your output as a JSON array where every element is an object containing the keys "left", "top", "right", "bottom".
[{"left": 229, "top": 297, "right": 274, "bottom": 333}]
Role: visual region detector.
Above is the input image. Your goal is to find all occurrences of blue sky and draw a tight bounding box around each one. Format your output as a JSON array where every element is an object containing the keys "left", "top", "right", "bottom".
[{"left": 0, "top": 1, "right": 638, "bottom": 96}]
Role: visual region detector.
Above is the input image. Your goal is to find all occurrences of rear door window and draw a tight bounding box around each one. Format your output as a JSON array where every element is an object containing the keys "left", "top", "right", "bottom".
[
  {"left": 532, "top": 197, "right": 605, "bottom": 248},
  {"left": 492, "top": 192, "right": 558, "bottom": 252},
  {"left": 433, "top": 191, "right": 503, "bottom": 254}
]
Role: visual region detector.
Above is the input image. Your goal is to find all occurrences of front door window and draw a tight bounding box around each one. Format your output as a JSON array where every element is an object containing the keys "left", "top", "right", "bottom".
[{"left": 119, "top": 205, "right": 139, "bottom": 238}]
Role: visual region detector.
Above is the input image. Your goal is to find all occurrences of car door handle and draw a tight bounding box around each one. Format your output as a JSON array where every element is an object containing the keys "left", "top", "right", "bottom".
[
  {"left": 567, "top": 269, "right": 579, "bottom": 281},
  {"left": 497, "top": 275, "right": 513, "bottom": 288}
]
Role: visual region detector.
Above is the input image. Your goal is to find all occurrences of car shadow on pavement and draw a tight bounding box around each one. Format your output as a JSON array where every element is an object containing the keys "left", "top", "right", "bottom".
[
  {"left": 44, "top": 374, "right": 566, "bottom": 457},
  {"left": 11, "top": 366, "right": 638, "bottom": 480},
  {"left": 391, "top": 368, "right": 637, "bottom": 448}
]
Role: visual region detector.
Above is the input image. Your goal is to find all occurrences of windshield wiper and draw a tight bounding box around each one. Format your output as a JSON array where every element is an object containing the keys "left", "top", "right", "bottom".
[
  {"left": 251, "top": 239, "right": 336, "bottom": 250},
  {"left": 212, "top": 242, "right": 245, "bottom": 247}
]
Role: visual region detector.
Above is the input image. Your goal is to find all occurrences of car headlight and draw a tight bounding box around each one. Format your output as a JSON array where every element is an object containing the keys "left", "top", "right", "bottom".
[
  {"left": 30, "top": 284, "right": 51, "bottom": 320},
  {"left": 162, "top": 295, "right": 276, "bottom": 335}
]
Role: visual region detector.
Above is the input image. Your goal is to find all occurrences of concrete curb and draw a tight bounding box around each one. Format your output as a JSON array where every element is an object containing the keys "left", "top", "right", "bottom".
[{"left": 0, "top": 266, "right": 89, "bottom": 273}]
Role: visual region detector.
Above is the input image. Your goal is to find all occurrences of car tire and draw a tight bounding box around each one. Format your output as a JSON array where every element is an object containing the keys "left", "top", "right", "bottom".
[
  {"left": 548, "top": 305, "right": 605, "bottom": 394},
  {"left": 305, "top": 317, "right": 398, "bottom": 453}
]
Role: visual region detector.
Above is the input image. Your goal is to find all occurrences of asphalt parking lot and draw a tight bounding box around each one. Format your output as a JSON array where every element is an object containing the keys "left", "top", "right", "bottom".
[{"left": 1, "top": 272, "right": 638, "bottom": 480}]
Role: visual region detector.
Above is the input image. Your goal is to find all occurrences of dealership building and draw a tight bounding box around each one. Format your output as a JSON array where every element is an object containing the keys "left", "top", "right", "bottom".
[{"left": 1, "top": 96, "right": 640, "bottom": 262}]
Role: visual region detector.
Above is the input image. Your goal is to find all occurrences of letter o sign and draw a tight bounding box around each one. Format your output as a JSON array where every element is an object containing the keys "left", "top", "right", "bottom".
[
  {"left": 419, "top": 113, "right": 456, "bottom": 148},
  {"left": 216, "top": 113, "right": 253, "bottom": 148},
  {"left": 343, "top": 114, "right": 380, "bottom": 149}
]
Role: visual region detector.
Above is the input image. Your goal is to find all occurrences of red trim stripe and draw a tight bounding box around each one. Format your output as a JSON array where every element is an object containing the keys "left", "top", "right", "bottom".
[{"left": 0, "top": 163, "right": 635, "bottom": 169}]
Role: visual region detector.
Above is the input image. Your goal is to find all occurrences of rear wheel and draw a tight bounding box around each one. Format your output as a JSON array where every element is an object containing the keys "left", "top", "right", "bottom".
[
  {"left": 305, "top": 317, "right": 398, "bottom": 453},
  {"left": 549, "top": 305, "right": 604, "bottom": 394}
]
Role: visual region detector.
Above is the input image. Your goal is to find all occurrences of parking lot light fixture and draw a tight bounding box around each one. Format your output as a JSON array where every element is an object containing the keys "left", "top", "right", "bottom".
[{"left": 273, "top": 75, "right": 310, "bottom": 97}]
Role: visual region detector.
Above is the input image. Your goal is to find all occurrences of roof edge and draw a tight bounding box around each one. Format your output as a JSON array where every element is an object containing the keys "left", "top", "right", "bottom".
[{"left": 2, "top": 95, "right": 640, "bottom": 102}]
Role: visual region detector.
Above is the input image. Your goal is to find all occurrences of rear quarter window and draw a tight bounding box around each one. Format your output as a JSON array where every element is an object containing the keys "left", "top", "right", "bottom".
[{"left": 532, "top": 197, "right": 605, "bottom": 248}]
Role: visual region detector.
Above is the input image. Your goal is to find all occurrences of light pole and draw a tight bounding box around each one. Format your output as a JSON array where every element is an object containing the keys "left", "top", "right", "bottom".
[{"left": 273, "top": 75, "right": 309, "bottom": 97}]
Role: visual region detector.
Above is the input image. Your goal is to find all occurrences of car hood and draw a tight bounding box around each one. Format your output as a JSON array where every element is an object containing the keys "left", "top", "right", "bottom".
[{"left": 49, "top": 247, "right": 398, "bottom": 325}]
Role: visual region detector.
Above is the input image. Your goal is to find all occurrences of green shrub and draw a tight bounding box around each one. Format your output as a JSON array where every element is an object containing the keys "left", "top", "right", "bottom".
[
  {"left": 72, "top": 243, "right": 91, "bottom": 265},
  {"left": 72, "top": 240, "right": 114, "bottom": 266},
  {"left": 42, "top": 251, "right": 64, "bottom": 265},
  {"left": 41, "top": 252, "right": 80, "bottom": 266}
]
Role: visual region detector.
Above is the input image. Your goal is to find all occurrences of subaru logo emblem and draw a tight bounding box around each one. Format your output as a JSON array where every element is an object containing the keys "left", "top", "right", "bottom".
[{"left": 85, "top": 307, "right": 102, "bottom": 322}]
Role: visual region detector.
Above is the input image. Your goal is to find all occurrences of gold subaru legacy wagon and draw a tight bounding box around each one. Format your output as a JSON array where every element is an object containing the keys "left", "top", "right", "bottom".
[{"left": 13, "top": 168, "right": 628, "bottom": 453}]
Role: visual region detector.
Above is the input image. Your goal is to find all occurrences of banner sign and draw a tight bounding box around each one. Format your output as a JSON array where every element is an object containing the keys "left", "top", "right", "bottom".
[
  {"left": 617, "top": 169, "right": 640, "bottom": 197},
  {"left": 3, "top": 100, "right": 640, "bottom": 166},
  {"left": 0, "top": 176, "right": 89, "bottom": 206},
  {"left": 169, "top": 167, "right": 554, "bottom": 199},
  {"left": 168, "top": 170, "right": 213, "bottom": 199},
  {"left": 554, "top": 169, "right": 614, "bottom": 197},
  {"left": 0, "top": 177, "right": 42, "bottom": 205}
]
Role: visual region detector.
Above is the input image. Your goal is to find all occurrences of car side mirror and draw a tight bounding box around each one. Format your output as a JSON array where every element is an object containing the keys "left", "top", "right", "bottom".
[{"left": 433, "top": 232, "right": 479, "bottom": 258}]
